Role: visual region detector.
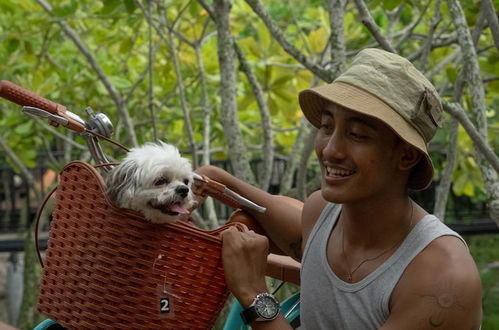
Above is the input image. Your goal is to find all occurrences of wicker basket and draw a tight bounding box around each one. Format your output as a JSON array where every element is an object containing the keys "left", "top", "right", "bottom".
[{"left": 37, "top": 161, "right": 236, "bottom": 329}]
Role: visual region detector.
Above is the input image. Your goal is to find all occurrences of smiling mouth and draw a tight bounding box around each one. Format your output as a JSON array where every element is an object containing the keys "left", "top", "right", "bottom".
[
  {"left": 148, "top": 201, "right": 190, "bottom": 216},
  {"left": 326, "top": 166, "right": 356, "bottom": 177}
]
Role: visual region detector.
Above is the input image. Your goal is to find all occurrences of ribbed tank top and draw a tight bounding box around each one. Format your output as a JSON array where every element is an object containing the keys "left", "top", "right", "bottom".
[{"left": 300, "top": 203, "right": 465, "bottom": 329}]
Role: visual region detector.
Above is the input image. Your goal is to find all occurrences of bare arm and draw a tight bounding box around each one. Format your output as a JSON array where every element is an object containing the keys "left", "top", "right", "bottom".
[
  {"left": 381, "top": 236, "right": 482, "bottom": 330},
  {"left": 220, "top": 227, "right": 294, "bottom": 330},
  {"left": 195, "top": 165, "right": 303, "bottom": 260}
]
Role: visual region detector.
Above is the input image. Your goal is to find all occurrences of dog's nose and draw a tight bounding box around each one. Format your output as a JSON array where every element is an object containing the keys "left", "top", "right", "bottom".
[{"left": 175, "top": 185, "right": 189, "bottom": 198}]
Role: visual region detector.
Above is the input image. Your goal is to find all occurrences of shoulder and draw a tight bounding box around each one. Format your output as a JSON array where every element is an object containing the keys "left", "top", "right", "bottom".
[
  {"left": 301, "top": 190, "right": 329, "bottom": 251},
  {"left": 384, "top": 234, "right": 482, "bottom": 329}
]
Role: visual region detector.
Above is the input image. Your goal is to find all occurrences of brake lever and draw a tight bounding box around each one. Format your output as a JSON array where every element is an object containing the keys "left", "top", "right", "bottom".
[{"left": 23, "top": 106, "right": 69, "bottom": 127}]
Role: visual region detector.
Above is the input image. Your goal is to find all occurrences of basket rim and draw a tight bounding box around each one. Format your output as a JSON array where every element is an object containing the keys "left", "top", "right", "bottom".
[{"left": 59, "top": 160, "right": 237, "bottom": 244}]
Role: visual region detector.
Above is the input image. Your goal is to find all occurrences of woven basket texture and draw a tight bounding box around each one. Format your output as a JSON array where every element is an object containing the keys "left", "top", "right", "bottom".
[{"left": 37, "top": 161, "right": 231, "bottom": 329}]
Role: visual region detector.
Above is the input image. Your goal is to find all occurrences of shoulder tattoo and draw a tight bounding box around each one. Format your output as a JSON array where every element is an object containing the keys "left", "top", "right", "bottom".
[{"left": 421, "top": 291, "right": 467, "bottom": 328}]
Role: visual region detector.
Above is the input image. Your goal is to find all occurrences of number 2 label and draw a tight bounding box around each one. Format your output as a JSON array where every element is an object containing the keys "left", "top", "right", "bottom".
[{"left": 160, "top": 298, "right": 170, "bottom": 313}]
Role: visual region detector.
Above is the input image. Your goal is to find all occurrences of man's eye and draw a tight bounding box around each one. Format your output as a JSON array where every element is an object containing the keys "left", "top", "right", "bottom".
[
  {"left": 349, "top": 131, "right": 367, "bottom": 140},
  {"left": 320, "top": 124, "right": 333, "bottom": 133},
  {"left": 155, "top": 178, "right": 169, "bottom": 186}
]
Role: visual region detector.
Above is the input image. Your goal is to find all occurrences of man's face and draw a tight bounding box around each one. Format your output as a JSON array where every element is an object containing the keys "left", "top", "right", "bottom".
[{"left": 315, "top": 102, "right": 404, "bottom": 204}]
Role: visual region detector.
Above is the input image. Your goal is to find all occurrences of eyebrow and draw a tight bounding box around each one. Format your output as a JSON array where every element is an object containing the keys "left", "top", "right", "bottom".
[
  {"left": 346, "top": 116, "right": 380, "bottom": 131},
  {"left": 320, "top": 110, "right": 380, "bottom": 131}
]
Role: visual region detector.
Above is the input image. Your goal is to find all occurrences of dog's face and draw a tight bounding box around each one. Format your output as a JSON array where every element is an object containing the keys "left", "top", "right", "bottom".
[{"left": 105, "top": 142, "right": 197, "bottom": 224}]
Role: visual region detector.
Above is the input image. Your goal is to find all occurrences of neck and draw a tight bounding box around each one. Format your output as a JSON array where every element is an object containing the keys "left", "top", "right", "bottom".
[{"left": 340, "top": 194, "right": 414, "bottom": 249}]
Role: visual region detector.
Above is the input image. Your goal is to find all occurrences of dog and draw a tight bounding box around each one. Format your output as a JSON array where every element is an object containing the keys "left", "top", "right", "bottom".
[{"left": 104, "top": 142, "right": 197, "bottom": 224}]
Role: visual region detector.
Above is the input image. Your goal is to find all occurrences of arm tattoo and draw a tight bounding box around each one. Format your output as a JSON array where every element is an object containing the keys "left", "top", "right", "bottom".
[
  {"left": 289, "top": 238, "right": 302, "bottom": 261},
  {"left": 421, "top": 292, "right": 465, "bottom": 328}
]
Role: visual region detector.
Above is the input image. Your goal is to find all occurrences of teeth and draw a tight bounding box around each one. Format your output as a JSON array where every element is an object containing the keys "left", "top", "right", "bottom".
[{"left": 326, "top": 167, "right": 355, "bottom": 177}]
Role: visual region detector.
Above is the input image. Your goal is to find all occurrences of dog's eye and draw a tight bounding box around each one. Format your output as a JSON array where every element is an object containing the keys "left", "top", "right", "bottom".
[
  {"left": 154, "top": 178, "right": 169, "bottom": 186},
  {"left": 183, "top": 179, "right": 190, "bottom": 185}
]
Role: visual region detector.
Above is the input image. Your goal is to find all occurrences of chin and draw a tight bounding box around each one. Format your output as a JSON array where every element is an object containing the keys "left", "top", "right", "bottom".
[
  {"left": 320, "top": 179, "right": 360, "bottom": 204},
  {"left": 104, "top": 142, "right": 197, "bottom": 224}
]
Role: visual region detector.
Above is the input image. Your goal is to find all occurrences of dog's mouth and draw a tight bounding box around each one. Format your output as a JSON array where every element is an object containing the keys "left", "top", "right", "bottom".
[{"left": 148, "top": 201, "right": 190, "bottom": 216}]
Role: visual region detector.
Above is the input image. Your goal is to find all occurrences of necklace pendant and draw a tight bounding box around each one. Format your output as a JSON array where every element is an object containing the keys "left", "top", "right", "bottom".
[{"left": 347, "top": 274, "right": 352, "bottom": 282}]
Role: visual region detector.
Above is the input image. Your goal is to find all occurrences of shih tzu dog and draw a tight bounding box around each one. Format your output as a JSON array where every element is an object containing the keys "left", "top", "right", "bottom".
[{"left": 104, "top": 142, "right": 197, "bottom": 224}]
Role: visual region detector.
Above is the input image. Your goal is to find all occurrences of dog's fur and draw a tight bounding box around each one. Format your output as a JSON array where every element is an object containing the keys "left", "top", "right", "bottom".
[{"left": 104, "top": 142, "right": 197, "bottom": 223}]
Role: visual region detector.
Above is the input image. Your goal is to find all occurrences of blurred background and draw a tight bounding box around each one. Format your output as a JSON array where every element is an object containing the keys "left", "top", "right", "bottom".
[{"left": 0, "top": 0, "right": 497, "bottom": 328}]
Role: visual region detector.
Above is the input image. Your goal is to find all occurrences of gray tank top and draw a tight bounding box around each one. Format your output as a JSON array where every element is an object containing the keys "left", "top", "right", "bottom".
[{"left": 300, "top": 203, "right": 465, "bottom": 330}]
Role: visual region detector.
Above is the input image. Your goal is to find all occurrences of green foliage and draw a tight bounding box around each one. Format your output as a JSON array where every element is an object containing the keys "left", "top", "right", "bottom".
[
  {"left": 0, "top": 0, "right": 494, "bottom": 192},
  {"left": 468, "top": 235, "right": 499, "bottom": 329}
]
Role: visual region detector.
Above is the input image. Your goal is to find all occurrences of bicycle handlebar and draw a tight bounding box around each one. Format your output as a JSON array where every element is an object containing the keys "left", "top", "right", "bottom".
[
  {"left": 0, "top": 80, "right": 86, "bottom": 132},
  {"left": 0, "top": 79, "right": 267, "bottom": 212}
]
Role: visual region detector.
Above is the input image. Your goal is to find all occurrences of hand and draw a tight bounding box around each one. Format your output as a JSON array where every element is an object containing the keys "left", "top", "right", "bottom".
[{"left": 220, "top": 226, "right": 270, "bottom": 307}]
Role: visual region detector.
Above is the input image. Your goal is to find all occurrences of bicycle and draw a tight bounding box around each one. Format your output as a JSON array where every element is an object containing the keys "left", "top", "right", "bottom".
[{"left": 0, "top": 80, "right": 301, "bottom": 329}]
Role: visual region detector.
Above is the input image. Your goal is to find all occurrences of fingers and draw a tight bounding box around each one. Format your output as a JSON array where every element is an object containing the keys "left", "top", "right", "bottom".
[
  {"left": 221, "top": 226, "right": 270, "bottom": 255},
  {"left": 220, "top": 225, "right": 270, "bottom": 300},
  {"left": 191, "top": 182, "right": 207, "bottom": 197}
]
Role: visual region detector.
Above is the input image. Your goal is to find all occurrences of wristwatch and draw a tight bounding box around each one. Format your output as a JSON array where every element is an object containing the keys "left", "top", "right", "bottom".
[{"left": 240, "top": 293, "right": 280, "bottom": 324}]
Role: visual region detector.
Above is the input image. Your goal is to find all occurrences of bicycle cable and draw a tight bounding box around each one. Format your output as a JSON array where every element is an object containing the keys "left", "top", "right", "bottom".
[{"left": 85, "top": 129, "right": 130, "bottom": 153}]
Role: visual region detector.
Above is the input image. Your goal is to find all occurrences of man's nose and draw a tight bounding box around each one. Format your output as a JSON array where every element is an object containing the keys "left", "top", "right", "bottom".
[
  {"left": 175, "top": 185, "right": 189, "bottom": 198},
  {"left": 322, "top": 132, "right": 347, "bottom": 160}
]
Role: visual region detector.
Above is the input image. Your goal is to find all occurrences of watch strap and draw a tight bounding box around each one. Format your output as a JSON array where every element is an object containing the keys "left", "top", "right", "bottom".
[{"left": 240, "top": 306, "right": 259, "bottom": 324}]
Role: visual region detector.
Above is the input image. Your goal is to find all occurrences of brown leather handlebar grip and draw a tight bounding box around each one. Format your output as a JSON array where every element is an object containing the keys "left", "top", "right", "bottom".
[
  {"left": 194, "top": 175, "right": 242, "bottom": 209},
  {"left": 0, "top": 80, "right": 85, "bottom": 132}
]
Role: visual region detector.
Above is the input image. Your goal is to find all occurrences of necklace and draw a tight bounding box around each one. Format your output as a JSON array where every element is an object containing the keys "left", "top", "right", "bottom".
[{"left": 341, "top": 201, "right": 414, "bottom": 283}]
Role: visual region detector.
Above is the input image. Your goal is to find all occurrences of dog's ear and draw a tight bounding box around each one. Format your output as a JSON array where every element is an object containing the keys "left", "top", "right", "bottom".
[{"left": 104, "top": 159, "right": 139, "bottom": 206}]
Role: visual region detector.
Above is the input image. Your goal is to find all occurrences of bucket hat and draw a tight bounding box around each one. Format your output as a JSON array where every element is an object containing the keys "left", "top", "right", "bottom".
[{"left": 299, "top": 48, "right": 442, "bottom": 190}]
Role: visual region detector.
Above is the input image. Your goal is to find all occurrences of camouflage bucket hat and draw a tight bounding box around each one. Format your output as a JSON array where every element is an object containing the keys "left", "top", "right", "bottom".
[{"left": 299, "top": 48, "right": 443, "bottom": 190}]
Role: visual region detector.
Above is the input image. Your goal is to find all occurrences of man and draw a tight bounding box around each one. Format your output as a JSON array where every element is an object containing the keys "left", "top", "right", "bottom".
[{"left": 195, "top": 48, "right": 482, "bottom": 329}]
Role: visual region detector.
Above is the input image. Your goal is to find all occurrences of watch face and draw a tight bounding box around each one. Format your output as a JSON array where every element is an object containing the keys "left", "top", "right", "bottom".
[{"left": 255, "top": 294, "right": 279, "bottom": 319}]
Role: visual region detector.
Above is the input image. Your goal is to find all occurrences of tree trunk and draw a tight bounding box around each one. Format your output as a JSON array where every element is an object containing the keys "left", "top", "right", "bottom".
[
  {"left": 162, "top": 11, "right": 199, "bottom": 168},
  {"left": 234, "top": 41, "right": 274, "bottom": 190},
  {"left": 195, "top": 41, "right": 219, "bottom": 229},
  {"left": 211, "top": 0, "right": 255, "bottom": 184},
  {"left": 447, "top": 0, "right": 499, "bottom": 224}
]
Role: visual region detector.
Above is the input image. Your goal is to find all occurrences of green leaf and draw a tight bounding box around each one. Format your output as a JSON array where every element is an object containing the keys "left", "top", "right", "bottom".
[
  {"left": 108, "top": 76, "right": 131, "bottom": 89},
  {"left": 383, "top": 0, "right": 404, "bottom": 11},
  {"left": 19, "top": 148, "right": 37, "bottom": 168},
  {"left": 123, "top": 0, "right": 136, "bottom": 13},
  {"left": 462, "top": 181, "right": 475, "bottom": 197},
  {"left": 14, "top": 121, "right": 33, "bottom": 135},
  {"left": 6, "top": 38, "right": 20, "bottom": 53},
  {"left": 119, "top": 38, "right": 133, "bottom": 53},
  {"left": 452, "top": 170, "right": 469, "bottom": 195},
  {"left": 308, "top": 27, "right": 327, "bottom": 54},
  {"left": 52, "top": 1, "right": 78, "bottom": 17},
  {"left": 445, "top": 66, "right": 457, "bottom": 84},
  {"left": 368, "top": 0, "right": 383, "bottom": 10},
  {"left": 256, "top": 21, "right": 271, "bottom": 55},
  {"left": 189, "top": 0, "right": 201, "bottom": 17},
  {"left": 99, "top": 0, "right": 122, "bottom": 15},
  {"left": 0, "top": 0, "right": 17, "bottom": 13}
]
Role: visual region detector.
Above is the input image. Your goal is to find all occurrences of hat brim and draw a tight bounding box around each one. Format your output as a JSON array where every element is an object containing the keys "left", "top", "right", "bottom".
[{"left": 298, "top": 81, "right": 433, "bottom": 190}]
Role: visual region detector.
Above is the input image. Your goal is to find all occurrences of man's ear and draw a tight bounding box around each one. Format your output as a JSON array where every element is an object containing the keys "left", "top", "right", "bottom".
[{"left": 399, "top": 144, "right": 423, "bottom": 171}]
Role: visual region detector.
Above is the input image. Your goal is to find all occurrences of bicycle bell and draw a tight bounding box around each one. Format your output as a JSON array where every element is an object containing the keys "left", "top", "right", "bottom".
[{"left": 85, "top": 106, "right": 113, "bottom": 138}]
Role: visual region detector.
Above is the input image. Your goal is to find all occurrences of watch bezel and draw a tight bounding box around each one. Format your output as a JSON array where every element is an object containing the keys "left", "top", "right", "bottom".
[{"left": 253, "top": 293, "right": 280, "bottom": 320}]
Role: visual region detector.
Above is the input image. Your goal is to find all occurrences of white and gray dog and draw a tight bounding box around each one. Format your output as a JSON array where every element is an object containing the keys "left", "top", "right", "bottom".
[{"left": 104, "top": 142, "right": 197, "bottom": 223}]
